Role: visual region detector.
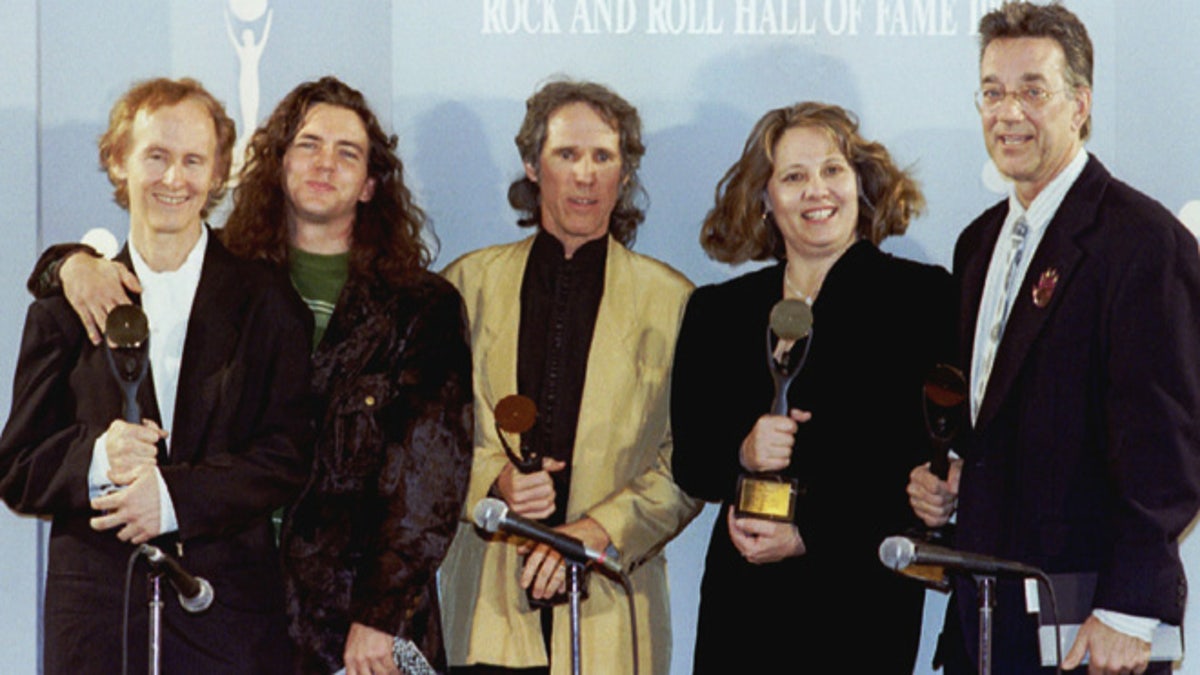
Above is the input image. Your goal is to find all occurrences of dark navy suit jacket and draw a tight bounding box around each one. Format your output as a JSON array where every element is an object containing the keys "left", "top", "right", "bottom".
[{"left": 948, "top": 156, "right": 1200, "bottom": 672}]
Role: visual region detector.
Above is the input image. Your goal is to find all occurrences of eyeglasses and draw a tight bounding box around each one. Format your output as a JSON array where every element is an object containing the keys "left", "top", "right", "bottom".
[{"left": 974, "top": 85, "right": 1062, "bottom": 112}]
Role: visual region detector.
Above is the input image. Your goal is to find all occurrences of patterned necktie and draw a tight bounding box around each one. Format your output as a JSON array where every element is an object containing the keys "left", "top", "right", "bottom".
[{"left": 973, "top": 217, "right": 1029, "bottom": 421}]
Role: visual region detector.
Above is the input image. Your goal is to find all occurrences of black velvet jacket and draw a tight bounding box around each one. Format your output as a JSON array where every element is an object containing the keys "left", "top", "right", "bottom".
[{"left": 281, "top": 268, "right": 473, "bottom": 674}]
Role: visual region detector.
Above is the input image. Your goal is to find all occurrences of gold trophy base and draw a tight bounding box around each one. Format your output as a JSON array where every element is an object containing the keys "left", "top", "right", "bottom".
[{"left": 735, "top": 473, "right": 800, "bottom": 522}]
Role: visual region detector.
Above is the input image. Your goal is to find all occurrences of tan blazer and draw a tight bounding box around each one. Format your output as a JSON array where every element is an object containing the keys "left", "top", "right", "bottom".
[{"left": 439, "top": 234, "right": 700, "bottom": 674}]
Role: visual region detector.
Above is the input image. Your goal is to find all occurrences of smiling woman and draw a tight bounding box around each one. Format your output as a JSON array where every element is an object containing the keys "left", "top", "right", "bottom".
[
  {"left": 671, "top": 101, "right": 956, "bottom": 674},
  {"left": 766, "top": 125, "right": 859, "bottom": 267}
]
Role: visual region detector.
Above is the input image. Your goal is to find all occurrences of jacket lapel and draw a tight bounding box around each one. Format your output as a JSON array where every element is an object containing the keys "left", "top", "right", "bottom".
[
  {"left": 570, "top": 237, "right": 637, "bottom": 513},
  {"left": 479, "top": 237, "right": 530, "bottom": 413},
  {"left": 169, "top": 234, "right": 242, "bottom": 464},
  {"left": 958, "top": 209, "right": 1004, "bottom": 373},
  {"left": 975, "top": 156, "right": 1107, "bottom": 427}
]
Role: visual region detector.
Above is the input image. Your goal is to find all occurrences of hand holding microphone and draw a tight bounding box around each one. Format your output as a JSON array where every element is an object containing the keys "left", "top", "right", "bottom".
[{"left": 474, "top": 497, "right": 622, "bottom": 575}]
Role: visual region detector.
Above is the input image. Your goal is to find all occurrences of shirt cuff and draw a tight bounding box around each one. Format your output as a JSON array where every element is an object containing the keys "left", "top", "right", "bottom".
[
  {"left": 1093, "top": 609, "right": 1158, "bottom": 643},
  {"left": 88, "top": 432, "right": 114, "bottom": 499},
  {"left": 156, "top": 468, "right": 178, "bottom": 535}
]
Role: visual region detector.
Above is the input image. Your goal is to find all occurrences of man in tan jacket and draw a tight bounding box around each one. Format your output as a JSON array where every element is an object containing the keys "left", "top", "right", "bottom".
[{"left": 439, "top": 79, "right": 699, "bottom": 675}]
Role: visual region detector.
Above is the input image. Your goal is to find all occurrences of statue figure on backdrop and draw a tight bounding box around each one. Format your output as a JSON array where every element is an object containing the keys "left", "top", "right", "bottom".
[{"left": 225, "top": 0, "right": 272, "bottom": 172}]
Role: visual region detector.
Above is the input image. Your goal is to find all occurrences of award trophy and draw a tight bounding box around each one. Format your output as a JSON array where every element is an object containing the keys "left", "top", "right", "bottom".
[
  {"left": 493, "top": 394, "right": 585, "bottom": 608},
  {"left": 923, "top": 363, "right": 967, "bottom": 484},
  {"left": 97, "top": 304, "right": 151, "bottom": 499},
  {"left": 104, "top": 304, "right": 150, "bottom": 424},
  {"left": 901, "top": 363, "right": 968, "bottom": 589},
  {"left": 494, "top": 393, "right": 540, "bottom": 473},
  {"left": 734, "top": 299, "right": 813, "bottom": 522}
]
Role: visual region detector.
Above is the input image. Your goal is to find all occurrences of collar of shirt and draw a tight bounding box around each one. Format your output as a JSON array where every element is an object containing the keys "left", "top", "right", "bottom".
[
  {"left": 127, "top": 226, "right": 208, "bottom": 441},
  {"left": 528, "top": 228, "right": 608, "bottom": 277}
]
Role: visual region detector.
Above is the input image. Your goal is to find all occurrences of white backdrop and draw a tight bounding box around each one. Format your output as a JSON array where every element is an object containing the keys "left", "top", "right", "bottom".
[{"left": 1, "top": 1, "right": 1198, "bottom": 673}]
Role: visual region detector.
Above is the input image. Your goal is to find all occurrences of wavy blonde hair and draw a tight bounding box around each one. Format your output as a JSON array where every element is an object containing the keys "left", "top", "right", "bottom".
[{"left": 700, "top": 102, "right": 923, "bottom": 264}]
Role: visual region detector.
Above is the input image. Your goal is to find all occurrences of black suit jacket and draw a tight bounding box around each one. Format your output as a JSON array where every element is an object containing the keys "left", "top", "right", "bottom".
[
  {"left": 671, "top": 242, "right": 956, "bottom": 673},
  {"left": 948, "top": 156, "right": 1200, "bottom": 672},
  {"left": 0, "top": 232, "right": 313, "bottom": 675}
]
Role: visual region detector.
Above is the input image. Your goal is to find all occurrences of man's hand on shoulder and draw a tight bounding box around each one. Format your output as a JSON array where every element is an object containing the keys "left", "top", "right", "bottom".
[{"left": 61, "top": 252, "right": 141, "bottom": 345}]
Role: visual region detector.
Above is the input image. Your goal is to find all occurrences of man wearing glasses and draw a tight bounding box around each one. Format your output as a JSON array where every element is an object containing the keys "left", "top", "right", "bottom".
[{"left": 907, "top": 3, "right": 1200, "bottom": 673}]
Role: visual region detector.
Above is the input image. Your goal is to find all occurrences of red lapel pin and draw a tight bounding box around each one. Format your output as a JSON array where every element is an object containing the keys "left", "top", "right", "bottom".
[{"left": 1032, "top": 268, "right": 1059, "bottom": 308}]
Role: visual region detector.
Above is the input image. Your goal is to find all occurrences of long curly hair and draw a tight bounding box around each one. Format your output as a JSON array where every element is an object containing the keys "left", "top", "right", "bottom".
[
  {"left": 99, "top": 77, "right": 236, "bottom": 219},
  {"left": 221, "top": 76, "right": 430, "bottom": 283},
  {"left": 700, "top": 102, "right": 924, "bottom": 264},
  {"left": 508, "top": 78, "right": 647, "bottom": 247}
]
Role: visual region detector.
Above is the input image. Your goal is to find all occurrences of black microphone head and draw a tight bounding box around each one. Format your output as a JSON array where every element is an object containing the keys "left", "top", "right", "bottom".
[
  {"left": 473, "top": 497, "right": 508, "bottom": 533},
  {"left": 769, "top": 299, "right": 813, "bottom": 341},
  {"left": 878, "top": 536, "right": 916, "bottom": 571},
  {"left": 106, "top": 304, "right": 149, "bottom": 350}
]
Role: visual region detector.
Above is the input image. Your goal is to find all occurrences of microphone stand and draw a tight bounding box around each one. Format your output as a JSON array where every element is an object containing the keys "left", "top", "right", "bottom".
[
  {"left": 977, "top": 575, "right": 996, "bottom": 675},
  {"left": 567, "top": 560, "right": 585, "bottom": 675},
  {"left": 147, "top": 571, "right": 164, "bottom": 675}
]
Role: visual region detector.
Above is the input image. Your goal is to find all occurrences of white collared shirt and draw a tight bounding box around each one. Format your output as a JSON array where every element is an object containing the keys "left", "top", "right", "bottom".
[
  {"left": 89, "top": 227, "right": 208, "bottom": 535},
  {"left": 128, "top": 226, "right": 208, "bottom": 439},
  {"left": 969, "top": 148, "right": 1088, "bottom": 423}
]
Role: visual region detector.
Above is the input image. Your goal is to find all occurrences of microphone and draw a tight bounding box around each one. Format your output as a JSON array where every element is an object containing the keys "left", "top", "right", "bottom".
[
  {"left": 139, "top": 544, "right": 215, "bottom": 613},
  {"left": 878, "top": 535, "right": 1042, "bottom": 578},
  {"left": 473, "top": 497, "right": 622, "bottom": 574}
]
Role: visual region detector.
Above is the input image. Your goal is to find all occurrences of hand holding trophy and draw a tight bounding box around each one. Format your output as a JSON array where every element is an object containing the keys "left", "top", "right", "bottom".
[
  {"left": 734, "top": 299, "right": 813, "bottom": 522},
  {"left": 898, "top": 363, "right": 968, "bottom": 589}
]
